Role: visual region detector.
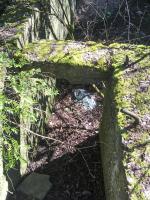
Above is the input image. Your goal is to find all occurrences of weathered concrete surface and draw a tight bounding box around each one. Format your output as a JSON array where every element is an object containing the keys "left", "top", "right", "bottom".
[
  {"left": 40, "top": 0, "right": 75, "bottom": 40},
  {"left": 99, "top": 43, "right": 150, "bottom": 200},
  {"left": 22, "top": 62, "right": 108, "bottom": 84},
  {"left": 0, "top": 0, "right": 75, "bottom": 48},
  {"left": 20, "top": 40, "right": 111, "bottom": 83},
  {"left": 110, "top": 44, "right": 150, "bottom": 200},
  {"left": 16, "top": 172, "right": 52, "bottom": 200},
  {"left": 100, "top": 80, "right": 128, "bottom": 200}
]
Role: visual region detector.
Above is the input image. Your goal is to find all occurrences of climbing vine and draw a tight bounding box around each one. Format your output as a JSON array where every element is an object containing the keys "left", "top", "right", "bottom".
[{"left": 0, "top": 51, "right": 58, "bottom": 171}]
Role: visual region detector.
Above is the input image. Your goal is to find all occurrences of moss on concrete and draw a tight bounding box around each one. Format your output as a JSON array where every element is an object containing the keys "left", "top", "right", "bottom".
[
  {"left": 22, "top": 40, "right": 108, "bottom": 69},
  {"left": 111, "top": 44, "right": 150, "bottom": 200},
  {"left": 100, "top": 79, "right": 129, "bottom": 200},
  {"left": 20, "top": 41, "right": 150, "bottom": 200},
  {"left": 19, "top": 40, "right": 111, "bottom": 84}
]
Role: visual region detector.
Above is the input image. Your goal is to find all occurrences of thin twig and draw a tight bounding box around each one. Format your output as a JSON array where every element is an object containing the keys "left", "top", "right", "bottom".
[
  {"left": 120, "top": 108, "right": 140, "bottom": 125},
  {"left": 89, "top": 3, "right": 109, "bottom": 40},
  {"left": 6, "top": 171, "right": 15, "bottom": 192},
  {"left": 125, "top": 0, "right": 131, "bottom": 42},
  {"left": 137, "top": 10, "right": 146, "bottom": 34},
  {"left": 109, "top": 0, "right": 125, "bottom": 31},
  {"left": 9, "top": 120, "right": 64, "bottom": 144},
  {"left": 77, "top": 148, "right": 95, "bottom": 179}
]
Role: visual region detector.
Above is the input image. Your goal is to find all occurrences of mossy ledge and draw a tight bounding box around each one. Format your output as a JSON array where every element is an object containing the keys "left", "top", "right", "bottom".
[
  {"left": 111, "top": 44, "right": 150, "bottom": 200},
  {"left": 17, "top": 40, "right": 111, "bottom": 84}
]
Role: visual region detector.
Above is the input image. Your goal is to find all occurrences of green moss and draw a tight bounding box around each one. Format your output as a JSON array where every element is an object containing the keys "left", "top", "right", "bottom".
[
  {"left": 111, "top": 44, "right": 150, "bottom": 200},
  {"left": 86, "top": 42, "right": 105, "bottom": 51},
  {"left": 109, "top": 43, "right": 129, "bottom": 48},
  {"left": 22, "top": 40, "right": 109, "bottom": 71},
  {"left": 97, "top": 57, "right": 107, "bottom": 70}
]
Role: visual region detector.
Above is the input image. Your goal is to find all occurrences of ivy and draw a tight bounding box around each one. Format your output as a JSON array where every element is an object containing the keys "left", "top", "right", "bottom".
[{"left": 0, "top": 51, "right": 58, "bottom": 171}]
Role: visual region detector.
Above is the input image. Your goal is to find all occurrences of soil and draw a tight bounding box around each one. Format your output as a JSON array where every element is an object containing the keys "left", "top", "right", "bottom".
[{"left": 27, "top": 81, "right": 105, "bottom": 200}]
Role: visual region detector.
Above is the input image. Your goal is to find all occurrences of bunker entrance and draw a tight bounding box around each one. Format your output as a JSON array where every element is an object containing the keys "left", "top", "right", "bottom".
[{"left": 26, "top": 79, "right": 106, "bottom": 200}]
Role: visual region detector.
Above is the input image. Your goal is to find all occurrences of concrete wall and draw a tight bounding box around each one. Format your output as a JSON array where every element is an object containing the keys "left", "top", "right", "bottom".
[
  {"left": 40, "top": 0, "right": 75, "bottom": 40},
  {"left": 100, "top": 81, "right": 128, "bottom": 200},
  {"left": 1, "top": 0, "right": 75, "bottom": 48}
]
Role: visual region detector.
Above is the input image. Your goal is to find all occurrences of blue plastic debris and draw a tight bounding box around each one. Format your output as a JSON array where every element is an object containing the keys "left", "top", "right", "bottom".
[{"left": 73, "top": 89, "right": 96, "bottom": 110}]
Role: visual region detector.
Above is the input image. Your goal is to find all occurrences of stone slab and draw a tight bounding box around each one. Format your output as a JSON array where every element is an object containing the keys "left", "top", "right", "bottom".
[{"left": 17, "top": 173, "right": 52, "bottom": 200}]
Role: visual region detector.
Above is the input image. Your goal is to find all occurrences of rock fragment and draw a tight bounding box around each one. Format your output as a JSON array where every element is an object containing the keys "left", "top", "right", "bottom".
[{"left": 16, "top": 172, "right": 52, "bottom": 200}]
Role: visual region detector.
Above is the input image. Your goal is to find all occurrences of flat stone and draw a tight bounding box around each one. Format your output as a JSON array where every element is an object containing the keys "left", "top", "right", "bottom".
[{"left": 17, "top": 172, "right": 52, "bottom": 200}]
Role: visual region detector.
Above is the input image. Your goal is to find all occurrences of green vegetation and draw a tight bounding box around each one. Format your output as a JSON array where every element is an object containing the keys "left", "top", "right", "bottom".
[
  {"left": 0, "top": 52, "right": 58, "bottom": 171},
  {"left": 112, "top": 45, "right": 150, "bottom": 200},
  {"left": 21, "top": 39, "right": 109, "bottom": 71}
]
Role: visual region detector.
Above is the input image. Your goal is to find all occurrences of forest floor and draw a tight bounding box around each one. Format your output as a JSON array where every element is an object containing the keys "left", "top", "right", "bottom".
[{"left": 27, "top": 82, "right": 105, "bottom": 200}]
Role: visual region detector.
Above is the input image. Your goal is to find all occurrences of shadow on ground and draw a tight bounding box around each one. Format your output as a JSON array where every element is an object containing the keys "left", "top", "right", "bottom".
[{"left": 26, "top": 83, "right": 105, "bottom": 200}]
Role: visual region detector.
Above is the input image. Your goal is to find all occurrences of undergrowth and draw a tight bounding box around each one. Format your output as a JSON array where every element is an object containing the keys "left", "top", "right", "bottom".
[{"left": 0, "top": 51, "right": 58, "bottom": 171}]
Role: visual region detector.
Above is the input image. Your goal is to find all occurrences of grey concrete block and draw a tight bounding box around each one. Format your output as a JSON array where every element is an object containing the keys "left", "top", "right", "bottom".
[{"left": 17, "top": 173, "right": 52, "bottom": 200}]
